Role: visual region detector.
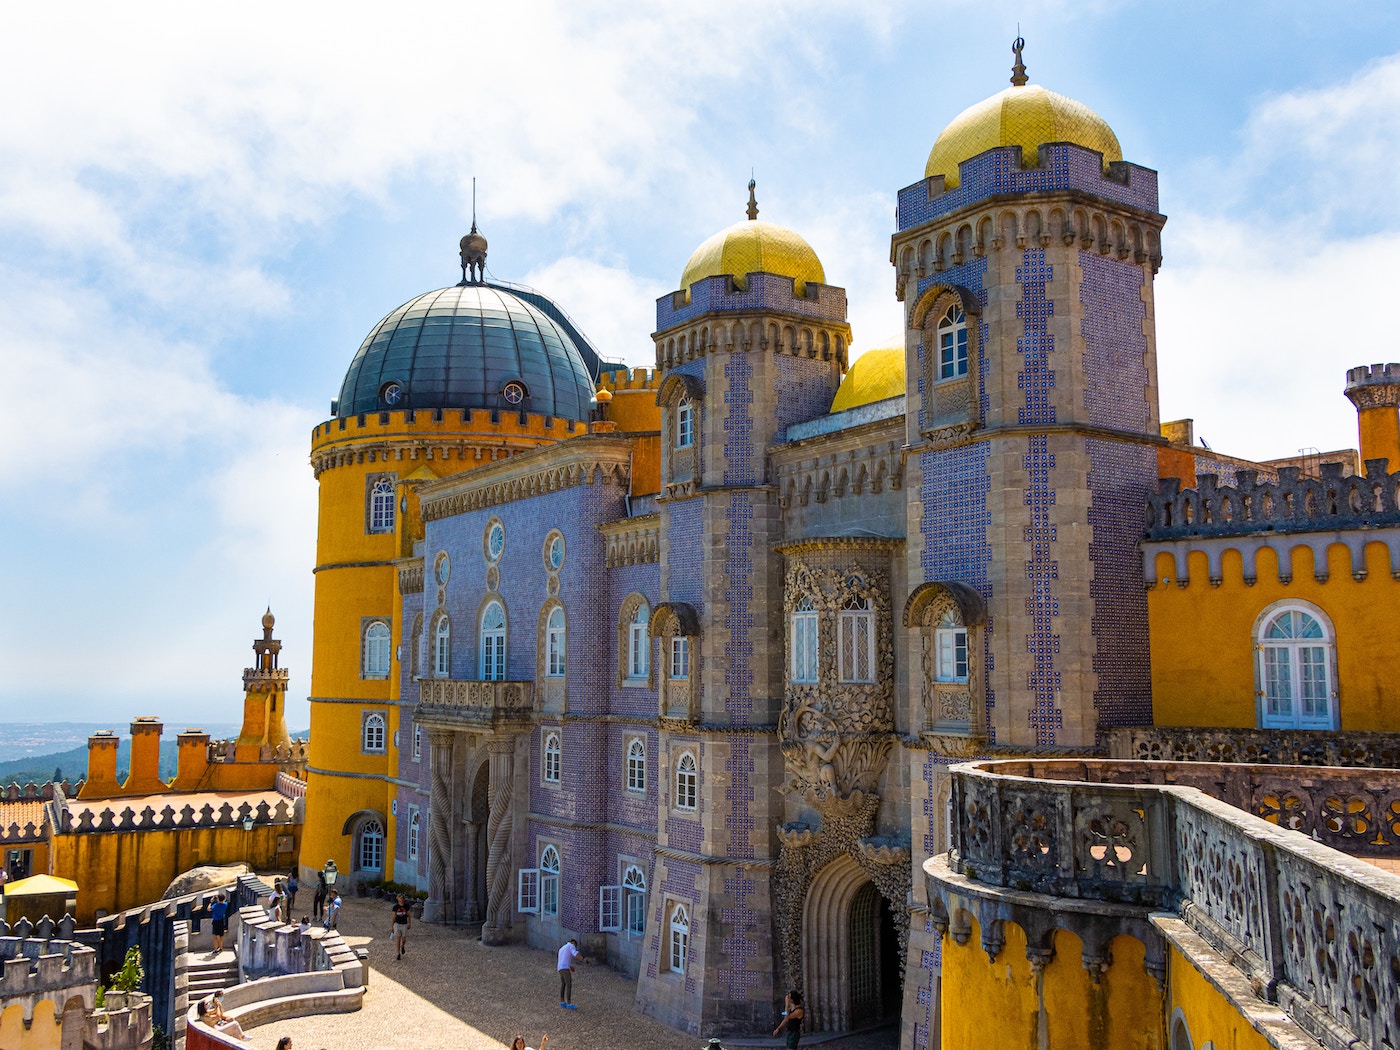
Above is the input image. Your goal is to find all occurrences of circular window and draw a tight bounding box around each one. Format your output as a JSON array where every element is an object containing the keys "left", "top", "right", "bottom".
[
  {"left": 380, "top": 382, "right": 404, "bottom": 405},
  {"left": 502, "top": 381, "right": 527, "bottom": 405},
  {"left": 434, "top": 552, "right": 451, "bottom": 586},
  {"left": 485, "top": 521, "right": 505, "bottom": 562},
  {"left": 545, "top": 533, "right": 565, "bottom": 571}
]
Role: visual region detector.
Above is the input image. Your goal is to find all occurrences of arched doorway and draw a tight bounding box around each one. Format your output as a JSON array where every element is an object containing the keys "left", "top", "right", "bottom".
[
  {"left": 803, "top": 855, "right": 902, "bottom": 1032},
  {"left": 466, "top": 762, "right": 490, "bottom": 921}
]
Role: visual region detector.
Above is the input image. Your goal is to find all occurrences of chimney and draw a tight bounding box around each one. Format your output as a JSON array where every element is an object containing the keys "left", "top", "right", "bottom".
[
  {"left": 173, "top": 729, "right": 212, "bottom": 790},
  {"left": 1345, "top": 363, "right": 1400, "bottom": 472},
  {"left": 76, "top": 732, "right": 121, "bottom": 800},
  {"left": 120, "top": 717, "right": 167, "bottom": 795}
]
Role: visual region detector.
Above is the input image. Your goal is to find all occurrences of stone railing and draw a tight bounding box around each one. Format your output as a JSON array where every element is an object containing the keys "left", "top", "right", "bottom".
[
  {"left": 1105, "top": 725, "right": 1400, "bottom": 769},
  {"left": 1146, "top": 460, "right": 1400, "bottom": 539},
  {"left": 235, "top": 903, "right": 364, "bottom": 987},
  {"left": 204, "top": 738, "right": 308, "bottom": 765},
  {"left": 940, "top": 758, "right": 1400, "bottom": 1050},
  {"left": 275, "top": 772, "right": 307, "bottom": 801},
  {"left": 415, "top": 679, "right": 535, "bottom": 728}
]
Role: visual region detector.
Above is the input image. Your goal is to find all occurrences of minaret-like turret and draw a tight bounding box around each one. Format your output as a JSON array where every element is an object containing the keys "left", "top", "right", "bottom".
[{"left": 236, "top": 608, "right": 291, "bottom": 761}]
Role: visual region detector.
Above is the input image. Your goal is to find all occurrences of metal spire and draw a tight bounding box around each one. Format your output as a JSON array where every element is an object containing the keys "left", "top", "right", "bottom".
[
  {"left": 1011, "top": 34, "right": 1028, "bottom": 87},
  {"left": 746, "top": 175, "right": 759, "bottom": 221}
]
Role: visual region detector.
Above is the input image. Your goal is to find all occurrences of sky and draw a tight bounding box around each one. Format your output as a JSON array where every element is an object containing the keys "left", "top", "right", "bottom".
[{"left": 2, "top": 1, "right": 1397, "bottom": 729}]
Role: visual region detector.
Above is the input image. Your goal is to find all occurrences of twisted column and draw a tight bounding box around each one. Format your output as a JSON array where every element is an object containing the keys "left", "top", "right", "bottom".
[
  {"left": 481, "top": 734, "right": 517, "bottom": 944},
  {"left": 423, "top": 729, "right": 455, "bottom": 924}
]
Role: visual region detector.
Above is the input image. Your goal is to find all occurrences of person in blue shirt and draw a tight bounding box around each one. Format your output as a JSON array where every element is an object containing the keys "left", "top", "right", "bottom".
[{"left": 210, "top": 893, "right": 229, "bottom": 955}]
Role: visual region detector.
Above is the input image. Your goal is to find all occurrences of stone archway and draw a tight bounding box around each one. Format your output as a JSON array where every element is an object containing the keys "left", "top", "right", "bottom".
[{"left": 801, "top": 854, "right": 900, "bottom": 1033}]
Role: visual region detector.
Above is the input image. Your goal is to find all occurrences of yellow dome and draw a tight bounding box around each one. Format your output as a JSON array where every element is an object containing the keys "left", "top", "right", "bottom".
[
  {"left": 830, "top": 338, "right": 905, "bottom": 412},
  {"left": 925, "top": 83, "right": 1121, "bottom": 189},
  {"left": 680, "top": 219, "right": 825, "bottom": 300}
]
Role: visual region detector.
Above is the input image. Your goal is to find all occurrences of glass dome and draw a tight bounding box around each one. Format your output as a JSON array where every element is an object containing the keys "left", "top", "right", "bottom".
[{"left": 335, "top": 282, "right": 602, "bottom": 421}]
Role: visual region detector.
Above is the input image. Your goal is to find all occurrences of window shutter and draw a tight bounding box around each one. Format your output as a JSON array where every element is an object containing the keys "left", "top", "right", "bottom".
[
  {"left": 599, "top": 885, "right": 622, "bottom": 932},
  {"left": 517, "top": 868, "right": 540, "bottom": 913}
]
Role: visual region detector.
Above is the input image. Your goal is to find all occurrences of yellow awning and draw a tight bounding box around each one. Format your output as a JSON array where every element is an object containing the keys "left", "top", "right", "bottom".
[{"left": 3, "top": 874, "right": 78, "bottom": 896}]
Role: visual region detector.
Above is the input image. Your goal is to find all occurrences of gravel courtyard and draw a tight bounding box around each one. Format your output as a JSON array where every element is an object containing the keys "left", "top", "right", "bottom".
[{"left": 244, "top": 896, "right": 899, "bottom": 1050}]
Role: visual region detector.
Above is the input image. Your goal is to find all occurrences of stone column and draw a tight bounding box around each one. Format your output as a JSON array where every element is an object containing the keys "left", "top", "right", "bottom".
[
  {"left": 423, "top": 729, "right": 456, "bottom": 924},
  {"left": 481, "top": 734, "right": 516, "bottom": 945}
]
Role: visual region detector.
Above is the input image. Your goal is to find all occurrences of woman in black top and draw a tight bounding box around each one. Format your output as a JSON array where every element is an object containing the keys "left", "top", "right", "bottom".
[
  {"left": 774, "top": 990, "right": 804, "bottom": 1048},
  {"left": 312, "top": 872, "right": 327, "bottom": 920},
  {"left": 391, "top": 894, "right": 412, "bottom": 960}
]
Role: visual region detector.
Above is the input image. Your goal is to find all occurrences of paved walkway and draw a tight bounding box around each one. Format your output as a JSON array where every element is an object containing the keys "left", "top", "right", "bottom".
[{"left": 244, "top": 896, "right": 898, "bottom": 1050}]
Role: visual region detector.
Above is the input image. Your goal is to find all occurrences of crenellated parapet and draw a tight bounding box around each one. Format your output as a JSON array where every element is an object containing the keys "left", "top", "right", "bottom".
[
  {"left": 598, "top": 366, "right": 662, "bottom": 393},
  {"left": 656, "top": 272, "right": 849, "bottom": 336},
  {"left": 0, "top": 936, "right": 97, "bottom": 1019},
  {"left": 84, "top": 991, "right": 153, "bottom": 1050},
  {"left": 51, "top": 795, "right": 297, "bottom": 836},
  {"left": 1344, "top": 362, "right": 1400, "bottom": 410}
]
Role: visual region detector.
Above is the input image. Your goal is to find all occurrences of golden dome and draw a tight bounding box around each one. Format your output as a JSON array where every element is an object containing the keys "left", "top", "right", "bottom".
[
  {"left": 679, "top": 219, "right": 825, "bottom": 300},
  {"left": 925, "top": 83, "right": 1121, "bottom": 189},
  {"left": 830, "top": 338, "right": 905, "bottom": 412}
]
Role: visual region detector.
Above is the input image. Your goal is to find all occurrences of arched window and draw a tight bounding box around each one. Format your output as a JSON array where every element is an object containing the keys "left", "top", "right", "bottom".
[
  {"left": 363, "top": 621, "right": 391, "bottom": 677},
  {"left": 358, "top": 819, "right": 384, "bottom": 872},
  {"left": 628, "top": 603, "right": 650, "bottom": 678},
  {"left": 362, "top": 712, "right": 386, "bottom": 753},
  {"left": 626, "top": 738, "right": 646, "bottom": 793},
  {"left": 408, "top": 810, "right": 420, "bottom": 860},
  {"left": 838, "top": 596, "right": 875, "bottom": 683},
  {"left": 370, "top": 478, "right": 395, "bottom": 532},
  {"left": 937, "top": 305, "right": 968, "bottom": 380},
  {"left": 546, "top": 607, "right": 566, "bottom": 678},
  {"left": 624, "top": 865, "right": 647, "bottom": 935},
  {"left": 675, "top": 751, "right": 698, "bottom": 811},
  {"left": 480, "top": 602, "right": 506, "bottom": 681},
  {"left": 791, "top": 596, "right": 819, "bottom": 683},
  {"left": 543, "top": 731, "right": 562, "bottom": 784},
  {"left": 935, "top": 608, "right": 969, "bottom": 683},
  {"left": 668, "top": 902, "right": 690, "bottom": 973},
  {"left": 676, "top": 398, "right": 694, "bottom": 448},
  {"left": 540, "top": 845, "right": 560, "bottom": 917},
  {"left": 1258, "top": 604, "right": 1336, "bottom": 729},
  {"left": 434, "top": 616, "right": 451, "bottom": 678}
]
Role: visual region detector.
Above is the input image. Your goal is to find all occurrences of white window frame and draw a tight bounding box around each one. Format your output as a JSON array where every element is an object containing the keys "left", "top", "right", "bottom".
[
  {"left": 370, "top": 477, "right": 396, "bottom": 532},
  {"left": 480, "top": 601, "right": 506, "bottom": 681},
  {"left": 358, "top": 819, "right": 384, "bottom": 872},
  {"left": 838, "top": 596, "right": 875, "bottom": 683},
  {"left": 543, "top": 730, "right": 562, "bottom": 784},
  {"left": 934, "top": 609, "right": 969, "bottom": 683},
  {"left": 362, "top": 712, "right": 386, "bottom": 753},
  {"left": 363, "top": 621, "right": 391, "bottom": 677},
  {"left": 546, "top": 607, "right": 566, "bottom": 678},
  {"left": 517, "top": 868, "right": 540, "bottom": 913},
  {"left": 599, "top": 884, "right": 622, "bottom": 933},
  {"left": 623, "top": 865, "right": 647, "bottom": 936},
  {"left": 412, "top": 724, "right": 421, "bottom": 761},
  {"left": 434, "top": 616, "right": 451, "bottom": 678},
  {"left": 668, "top": 902, "right": 689, "bottom": 974},
  {"left": 670, "top": 636, "right": 690, "bottom": 680},
  {"left": 676, "top": 399, "right": 694, "bottom": 448},
  {"left": 540, "top": 845, "right": 560, "bottom": 917},
  {"left": 937, "top": 305, "right": 969, "bottom": 380},
  {"left": 628, "top": 604, "right": 650, "bottom": 678},
  {"left": 408, "top": 809, "right": 419, "bottom": 861},
  {"left": 1257, "top": 603, "right": 1337, "bottom": 730},
  {"left": 674, "top": 750, "right": 698, "bottom": 812},
  {"left": 626, "top": 737, "right": 646, "bottom": 793},
  {"left": 791, "top": 596, "right": 819, "bottom": 683}
]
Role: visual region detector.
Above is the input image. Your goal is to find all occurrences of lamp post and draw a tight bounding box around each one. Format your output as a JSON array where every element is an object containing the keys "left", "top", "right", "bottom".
[
  {"left": 242, "top": 815, "right": 256, "bottom": 874},
  {"left": 323, "top": 860, "right": 338, "bottom": 888}
]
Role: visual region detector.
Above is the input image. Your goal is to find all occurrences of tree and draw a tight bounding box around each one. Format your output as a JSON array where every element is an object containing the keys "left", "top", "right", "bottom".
[{"left": 110, "top": 947, "right": 144, "bottom": 993}]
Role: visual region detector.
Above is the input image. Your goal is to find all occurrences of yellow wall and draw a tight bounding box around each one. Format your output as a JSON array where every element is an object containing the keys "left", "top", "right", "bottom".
[
  {"left": 1149, "top": 541, "right": 1400, "bottom": 729},
  {"left": 50, "top": 822, "right": 300, "bottom": 924},
  {"left": 940, "top": 918, "right": 1164, "bottom": 1049},
  {"left": 1166, "top": 943, "right": 1274, "bottom": 1050},
  {"left": 0, "top": 999, "right": 65, "bottom": 1050},
  {"left": 1357, "top": 405, "right": 1400, "bottom": 471}
]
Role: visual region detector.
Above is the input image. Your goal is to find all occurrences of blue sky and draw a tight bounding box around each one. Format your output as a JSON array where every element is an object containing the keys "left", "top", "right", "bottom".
[{"left": 3, "top": 2, "right": 1397, "bottom": 728}]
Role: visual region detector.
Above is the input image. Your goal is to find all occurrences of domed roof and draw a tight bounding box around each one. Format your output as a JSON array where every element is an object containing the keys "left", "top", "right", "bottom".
[
  {"left": 679, "top": 184, "right": 825, "bottom": 300},
  {"left": 925, "top": 52, "right": 1120, "bottom": 189},
  {"left": 830, "top": 338, "right": 905, "bottom": 413},
  {"left": 335, "top": 282, "right": 602, "bottom": 421}
]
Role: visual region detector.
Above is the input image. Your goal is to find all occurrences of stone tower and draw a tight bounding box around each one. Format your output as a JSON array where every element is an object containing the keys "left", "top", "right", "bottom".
[
  {"left": 235, "top": 608, "right": 291, "bottom": 761},
  {"left": 634, "top": 189, "right": 851, "bottom": 1033}
]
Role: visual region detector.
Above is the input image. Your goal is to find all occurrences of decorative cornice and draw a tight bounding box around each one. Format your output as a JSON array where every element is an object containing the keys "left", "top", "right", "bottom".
[
  {"left": 599, "top": 514, "right": 660, "bottom": 566},
  {"left": 398, "top": 559, "right": 425, "bottom": 595}
]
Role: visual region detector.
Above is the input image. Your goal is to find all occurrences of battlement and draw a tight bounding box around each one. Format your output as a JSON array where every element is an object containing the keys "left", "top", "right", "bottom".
[
  {"left": 656, "top": 272, "right": 848, "bottom": 334},
  {"left": 2, "top": 781, "right": 81, "bottom": 801},
  {"left": 1346, "top": 361, "right": 1400, "bottom": 390},
  {"left": 896, "top": 141, "right": 1160, "bottom": 232},
  {"left": 310, "top": 405, "right": 582, "bottom": 452},
  {"left": 85, "top": 990, "right": 153, "bottom": 1050},
  {"left": 598, "top": 366, "right": 661, "bottom": 392},
  {"left": 240, "top": 667, "right": 290, "bottom": 692},
  {"left": 0, "top": 936, "right": 97, "bottom": 1003},
  {"left": 53, "top": 795, "right": 297, "bottom": 836}
]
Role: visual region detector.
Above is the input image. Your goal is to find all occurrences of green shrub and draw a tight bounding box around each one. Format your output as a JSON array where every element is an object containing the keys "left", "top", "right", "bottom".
[{"left": 110, "top": 947, "right": 144, "bottom": 993}]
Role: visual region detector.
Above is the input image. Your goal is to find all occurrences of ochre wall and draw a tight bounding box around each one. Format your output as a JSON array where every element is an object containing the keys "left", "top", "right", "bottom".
[
  {"left": 51, "top": 822, "right": 299, "bottom": 924},
  {"left": 0, "top": 1000, "right": 65, "bottom": 1050},
  {"left": 940, "top": 918, "right": 1164, "bottom": 1049},
  {"left": 1166, "top": 943, "right": 1274, "bottom": 1050},
  {"left": 1149, "top": 542, "right": 1400, "bottom": 730}
]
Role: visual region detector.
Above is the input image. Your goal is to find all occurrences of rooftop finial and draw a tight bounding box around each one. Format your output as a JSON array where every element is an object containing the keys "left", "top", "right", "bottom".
[
  {"left": 1010, "top": 33, "right": 1028, "bottom": 87},
  {"left": 460, "top": 177, "right": 488, "bottom": 284},
  {"left": 746, "top": 175, "right": 759, "bottom": 221}
]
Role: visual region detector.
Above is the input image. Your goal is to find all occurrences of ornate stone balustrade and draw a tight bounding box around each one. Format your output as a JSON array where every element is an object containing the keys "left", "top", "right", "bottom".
[
  {"left": 51, "top": 794, "right": 298, "bottom": 835},
  {"left": 275, "top": 771, "right": 307, "bottom": 800},
  {"left": 415, "top": 679, "right": 535, "bottom": 730},
  {"left": 1105, "top": 725, "right": 1400, "bottom": 769},
  {"left": 935, "top": 758, "right": 1400, "bottom": 1050}
]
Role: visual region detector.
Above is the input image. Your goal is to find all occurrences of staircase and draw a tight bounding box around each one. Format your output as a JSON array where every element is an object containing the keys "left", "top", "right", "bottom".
[{"left": 185, "top": 950, "right": 240, "bottom": 1002}]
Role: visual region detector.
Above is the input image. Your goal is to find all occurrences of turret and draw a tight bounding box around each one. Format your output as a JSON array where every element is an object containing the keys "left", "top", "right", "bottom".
[
  {"left": 237, "top": 609, "right": 291, "bottom": 761},
  {"left": 1345, "top": 363, "right": 1400, "bottom": 472}
]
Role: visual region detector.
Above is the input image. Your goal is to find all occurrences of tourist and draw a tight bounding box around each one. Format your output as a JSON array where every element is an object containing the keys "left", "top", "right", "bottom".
[
  {"left": 286, "top": 871, "right": 299, "bottom": 912},
  {"left": 276, "top": 1037, "right": 292, "bottom": 1050},
  {"left": 511, "top": 1035, "right": 547, "bottom": 1050},
  {"left": 324, "top": 891, "right": 342, "bottom": 930},
  {"left": 312, "top": 872, "right": 327, "bottom": 920},
  {"left": 267, "top": 881, "right": 284, "bottom": 921},
  {"left": 391, "top": 894, "right": 411, "bottom": 960},
  {"left": 773, "top": 990, "right": 804, "bottom": 1049},
  {"left": 209, "top": 893, "right": 229, "bottom": 956},
  {"left": 298, "top": 916, "right": 311, "bottom": 936},
  {"left": 556, "top": 937, "right": 583, "bottom": 1009},
  {"left": 198, "top": 990, "right": 247, "bottom": 1041}
]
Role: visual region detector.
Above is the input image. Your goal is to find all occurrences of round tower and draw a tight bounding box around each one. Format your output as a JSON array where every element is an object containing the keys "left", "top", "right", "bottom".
[{"left": 1345, "top": 362, "right": 1400, "bottom": 471}]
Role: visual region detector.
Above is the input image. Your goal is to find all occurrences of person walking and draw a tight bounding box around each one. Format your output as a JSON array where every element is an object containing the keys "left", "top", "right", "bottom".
[
  {"left": 324, "top": 891, "right": 342, "bottom": 930},
  {"left": 390, "top": 894, "right": 411, "bottom": 960},
  {"left": 209, "top": 893, "right": 229, "bottom": 956},
  {"left": 312, "top": 872, "right": 327, "bottom": 920},
  {"left": 556, "top": 938, "right": 583, "bottom": 1009},
  {"left": 286, "top": 871, "right": 299, "bottom": 912},
  {"left": 774, "top": 990, "right": 805, "bottom": 1049}
]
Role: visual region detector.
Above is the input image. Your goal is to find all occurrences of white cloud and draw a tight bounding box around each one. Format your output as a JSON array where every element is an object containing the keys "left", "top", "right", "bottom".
[{"left": 521, "top": 257, "right": 667, "bottom": 367}]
